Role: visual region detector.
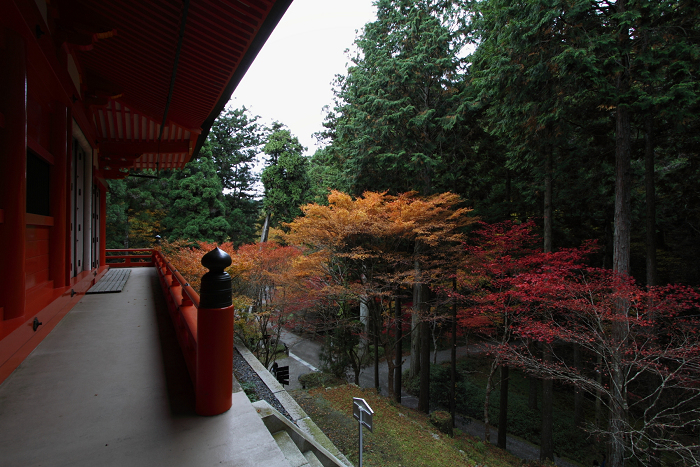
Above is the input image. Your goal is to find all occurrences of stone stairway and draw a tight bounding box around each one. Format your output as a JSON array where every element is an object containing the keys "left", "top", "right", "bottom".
[
  {"left": 273, "top": 430, "right": 324, "bottom": 467},
  {"left": 253, "top": 400, "right": 351, "bottom": 467}
]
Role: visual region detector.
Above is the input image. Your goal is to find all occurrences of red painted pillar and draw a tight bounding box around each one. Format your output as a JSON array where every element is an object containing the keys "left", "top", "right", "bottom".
[
  {"left": 196, "top": 247, "right": 234, "bottom": 416},
  {"left": 99, "top": 183, "right": 106, "bottom": 268},
  {"left": 0, "top": 28, "right": 27, "bottom": 320},
  {"left": 65, "top": 113, "right": 73, "bottom": 282},
  {"left": 50, "top": 102, "right": 68, "bottom": 288}
]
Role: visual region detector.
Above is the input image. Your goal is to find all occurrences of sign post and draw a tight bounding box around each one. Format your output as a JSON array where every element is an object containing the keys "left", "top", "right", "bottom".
[{"left": 352, "top": 397, "right": 374, "bottom": 467}]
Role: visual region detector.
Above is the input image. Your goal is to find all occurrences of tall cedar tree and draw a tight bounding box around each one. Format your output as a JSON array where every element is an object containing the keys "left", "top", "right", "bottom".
[
  {"left": 106, "top": 173, "right": 170, "bottom": 248},
  {"left": 204, "top": 107, "right": 266, "bottom": 244},
  {"left": 261, "top": 123, "right": 310, "bottom": 238},
  {"left": 469, "top": 1, "right": 700, "bottom": 461},
  {"left": 323, "top": 0, "right": 471, "bottom": 389},
  {"left": 324, "top": 0, "right": 470, "bottom": 196},
  {"left": 163, "top": 156, "right": 230, "bottom": 243}
]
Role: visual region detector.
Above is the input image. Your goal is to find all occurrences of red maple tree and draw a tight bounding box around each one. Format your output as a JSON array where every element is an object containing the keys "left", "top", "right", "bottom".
[{"left": 458, "top": 221, "right": 700, "bottom": 465}]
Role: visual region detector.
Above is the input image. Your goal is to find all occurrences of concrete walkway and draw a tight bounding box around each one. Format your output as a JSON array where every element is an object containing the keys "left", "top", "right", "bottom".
[{"left": 0, "top": 268, "right": 289, "bottom": 467}]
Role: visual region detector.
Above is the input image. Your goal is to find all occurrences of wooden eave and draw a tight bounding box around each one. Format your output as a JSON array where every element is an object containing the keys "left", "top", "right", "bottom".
[{"left": 45, "top": 0, "right": 292, "bottom": 178}]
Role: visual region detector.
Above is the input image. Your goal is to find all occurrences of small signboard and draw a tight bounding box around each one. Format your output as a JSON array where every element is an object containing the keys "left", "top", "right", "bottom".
[
  {"left": 276, "top": 365, "right": 290, "bottom": 386},
  {"left": 352, "top": 397, "right": 374, "bottom": 432}
]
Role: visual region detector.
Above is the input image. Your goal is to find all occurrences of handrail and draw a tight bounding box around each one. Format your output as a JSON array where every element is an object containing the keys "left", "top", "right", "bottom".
[
  {"left": 153, "top": 250, "right": 200, "bottom": 308},
  {"left": 106, "top": 248, "right": 154, "bottom": 267},
  {"left": 151, "top": 250, "right": 199, "bottom": 382},
  {"left": 106, "top": 247, "right": 232, "bottom": 415}
]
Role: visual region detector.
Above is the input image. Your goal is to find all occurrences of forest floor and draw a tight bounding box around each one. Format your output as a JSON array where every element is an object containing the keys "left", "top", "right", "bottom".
[
  {"left": 274, "top": 328, "right": 584, "bottom": 467},
  {"left": 291, "top": 384, "right": 523, "bottom": 467}
]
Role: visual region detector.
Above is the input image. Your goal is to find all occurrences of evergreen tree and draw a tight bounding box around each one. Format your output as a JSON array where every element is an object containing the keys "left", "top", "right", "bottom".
[
  {"left": 205, "top": 107, "right": 266, "bottom": 244},
  {"left": 324, "top": 0, "right": 470, "bottom": 196},
  {"left": 163, "top": 156, "right": 231, "bottom": 243},
  {"left": 469, "top": 0, "right": 700, "bottom": 462},
  {"left": 306, "top": 146, "right": 352, "bottom": 205},
  {"left": 260, "top": 123, "right": 310, "bottom": 235},
  {"left": 105, "top": 173, "right": 170, "bottom": 248}
]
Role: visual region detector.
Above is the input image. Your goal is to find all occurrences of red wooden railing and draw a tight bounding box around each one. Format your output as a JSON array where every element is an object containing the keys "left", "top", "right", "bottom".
[
  {"left": 106, "top": 248, "right": 154, "bottom": 267},
  {"left": 104, "top": 248, "right": 233, "bottom": 416},
  {"left": 152, "top": 250, "right": 200, "bottom": 383}
]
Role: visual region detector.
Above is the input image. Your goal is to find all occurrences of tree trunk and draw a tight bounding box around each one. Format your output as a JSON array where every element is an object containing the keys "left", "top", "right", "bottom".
[
  {"left": 410, "top": 311, "right": 421, "bottom": 379},
  {"left": 610, "top": 321, "right": 628, "bottom": 467},
  {"left": 410, "top": 243, "right": 422, "bottom": 379},
  {"left": 614, "top": 109, "right": 632, "bottom": 277},
  {"left": 386, "top": 351, "right": 396, "bottom": 400},
  {"left": 544, "top": 148, "right": 553, "bottom": 254},
  {"left": 395, "top": 294, "right": 403, "bottom": 403},
  {"left": 260, "top": 212, "right": 271, "bottom": 243},
  {"left": 373, "top": 306, "right": 380, "bottom": 393},
  {"left": 450, "top": 279, "right": 457, "bottom": 430},
  {"left": 540, "top": 152, "right": 554, "bottom": 459},
  {"left": 498, "top": 365, "right": 509, "bottom": 449},
  {"left": 613, "top": 4, "right": 632, "bottom": 280},
  {"left": 574, "top": 343, "right": 584, "bottom": 427},
  {"left": 528, "top": 340, "right": 539, "bottom": 410},
  {"left": 484, "top": 358, "right": 499, "bottom": 443},
  {"left": 611, "top": 2, "right": 632, "bottom": 462},
  {"left": 595, "top": 351, "right": 604, "bottom": 429},
  {"left": 360, "top": 299, "right": 370, "bottom": 334},
  {"left": 644, "top": 115, "right": 660, "bottom": 465},
  {"left": 418, "top": 315, "right": 431, "bottom": 414},
  {"left": 432, "top": 321, "right": 439, "bottom": 365},
  {"left": 540, "top": 346, "right": 554, "bottom": 462},
  {"left": 645, "top": 115, "right": 657, "bottom": 288}
]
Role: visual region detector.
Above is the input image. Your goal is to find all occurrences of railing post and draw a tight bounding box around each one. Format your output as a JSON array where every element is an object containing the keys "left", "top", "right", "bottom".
[{"left": 196, "top": 247, "right": 234, "bottom": 416}]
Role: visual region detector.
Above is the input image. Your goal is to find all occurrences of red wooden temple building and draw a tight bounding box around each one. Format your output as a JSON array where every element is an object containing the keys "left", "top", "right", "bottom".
[{"left": 0, "top": 0, "right": 291, "bottom": 383}]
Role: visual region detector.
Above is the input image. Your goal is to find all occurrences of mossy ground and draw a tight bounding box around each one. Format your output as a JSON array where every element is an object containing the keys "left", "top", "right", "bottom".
[{"left": 291, "top": 384, "right": 524, "bottom": 467}]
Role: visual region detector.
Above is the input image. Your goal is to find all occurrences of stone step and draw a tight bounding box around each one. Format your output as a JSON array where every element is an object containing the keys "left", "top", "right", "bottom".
[
  {"left": 253, "top": 399, "right": 351, "bottom": 467},
  {"left": 273, "top": 430, "right": 310, "bottom": 467},
  {"left": 303, "top": 450, "right": 325, "bottom": 467}
]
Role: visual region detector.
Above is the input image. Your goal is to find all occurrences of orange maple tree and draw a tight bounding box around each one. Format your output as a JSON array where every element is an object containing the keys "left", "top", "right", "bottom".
[{"left": 283, "top": 190, "right": 475, "bottom": 394}]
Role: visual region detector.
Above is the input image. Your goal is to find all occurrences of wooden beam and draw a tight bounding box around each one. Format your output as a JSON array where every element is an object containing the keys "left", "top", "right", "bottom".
[
  {"left": 0, "top": 29, "right": 27, "bottom": 320},
  {"left": 99, "top": 140, "right": 190, "bottom": 155}
]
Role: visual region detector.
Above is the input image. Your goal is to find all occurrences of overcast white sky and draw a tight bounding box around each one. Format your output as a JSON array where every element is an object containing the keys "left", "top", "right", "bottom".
[{"left": 229, "top": 0, "right": 378, "bottom": 156}]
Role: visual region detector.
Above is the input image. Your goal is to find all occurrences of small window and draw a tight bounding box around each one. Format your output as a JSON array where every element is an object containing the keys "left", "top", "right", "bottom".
[{"left": 27, "top": 151, "right": 51, "bottom": 216}]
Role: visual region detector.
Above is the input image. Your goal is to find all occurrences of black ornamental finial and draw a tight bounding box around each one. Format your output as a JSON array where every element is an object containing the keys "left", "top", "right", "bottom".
[{"left": 199, "top": 247, "right": 232, "bottom": 308}]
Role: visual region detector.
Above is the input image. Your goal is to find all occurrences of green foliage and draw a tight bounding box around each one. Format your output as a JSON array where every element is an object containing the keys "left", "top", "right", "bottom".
[
  {"left": 163, "top": 156, "right": 231, "bottom": 243},
  {"left": 106, "top": 107, "right": 267, "bottom": 246},
  {"left": 323, "top": 0, "right": 472, "bottom": 196},
  {"left": 106, "top": 173, "right": 170, "bottom": 248},
  {"left": 205, "top": 107, "right": 266, "bottom": 244},
  {"left": 207, "top": 107, "right": 264, "bottom": 195},
  {"left": 298, "top": 372, "right": 346, "bottom": 390},
  {"left": 306, "top": 146, "right": 351, "bottom": 204},
  {"left": 261, "top": 123, "right": 310, "bottom": 229},
  {"left": 239, "top": 381, "right": 259, "bottom": 403},
  {"left": 430, "top": 410, "right": 453, "bottom": 435},
  {"left": 467, "top": 0, "right": 700, "bottom": 275},
  {"left": 318, "top": 323, "right": 370, "bottom": 382}
]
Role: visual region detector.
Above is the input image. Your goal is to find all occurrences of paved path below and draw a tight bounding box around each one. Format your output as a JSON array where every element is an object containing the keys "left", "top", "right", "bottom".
[{"left": 275, "top": 328, "right": 581, "bottom": 467}]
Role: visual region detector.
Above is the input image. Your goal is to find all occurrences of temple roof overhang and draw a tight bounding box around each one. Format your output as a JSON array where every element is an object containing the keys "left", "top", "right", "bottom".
[{"left": 51, "top": 0, "right": 291, "bottom": 178}]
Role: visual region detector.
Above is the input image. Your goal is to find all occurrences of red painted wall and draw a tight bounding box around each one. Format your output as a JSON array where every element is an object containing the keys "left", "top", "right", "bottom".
[
  {"left": 0, "top": 1, "right": 108, "bottom": 384},
  {"left": 25, "top": 223, "right": 55, "bottom": 316},
  {"left": 26, "top": 225, "right": 50, "bottom": 289}
]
